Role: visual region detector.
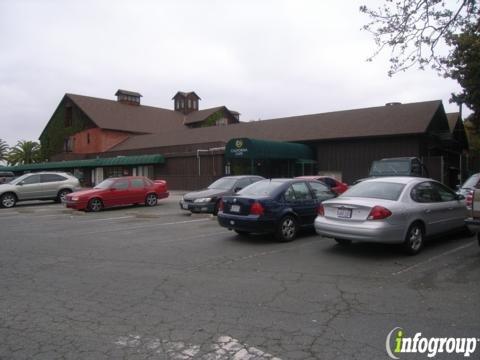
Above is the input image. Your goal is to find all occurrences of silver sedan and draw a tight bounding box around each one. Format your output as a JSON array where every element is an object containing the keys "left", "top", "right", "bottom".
[{"left": 314, "top": 177, "right": 468, "bottom": 254}]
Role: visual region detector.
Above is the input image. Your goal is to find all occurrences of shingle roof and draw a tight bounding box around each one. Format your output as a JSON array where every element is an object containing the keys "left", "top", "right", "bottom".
[
  {"left": 67, "top": 94, "right": 185, "bottom": 134},
  {"left": 172, "top": 91, "right": 201, "bottom": 100},
  {"left": 65, "top": 94, "right": 227, "bottom": 133},
  {"left": 115, "top": 89, "right": 142, "bottom": 97},
  {"left": 183, "top": 106, "right": 224, "bottom": 125},
  {"left": 109, "top": 100, "right": 443, "bottom": 151}
]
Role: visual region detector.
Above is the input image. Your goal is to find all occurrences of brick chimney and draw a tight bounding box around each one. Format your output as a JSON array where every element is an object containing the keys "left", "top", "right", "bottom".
[{"left": 115, "top": 89, "right": 142, "bottom": 105}]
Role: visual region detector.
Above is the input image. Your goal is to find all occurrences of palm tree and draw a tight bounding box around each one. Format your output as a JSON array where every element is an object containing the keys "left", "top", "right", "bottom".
[
  {"left": 0, "top": 139, "right": 9, "bottom": 163},
  {"left": 7, "top": 140, "right": 42, "bottom": 166}
]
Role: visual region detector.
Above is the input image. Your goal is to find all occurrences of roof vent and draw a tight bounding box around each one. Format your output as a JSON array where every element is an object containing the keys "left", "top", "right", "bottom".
[
  {"left": 385, "top": 102, "right": 402, "bottom": 106},
  {"left": 115, "top": 89, "right": 142, "bottom": 105}
]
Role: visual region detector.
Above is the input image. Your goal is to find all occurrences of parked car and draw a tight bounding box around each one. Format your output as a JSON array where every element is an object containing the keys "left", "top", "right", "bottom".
[
  {"left": 314, "top": 177, "right": 467, "bottom": 254},
  {"left": 456, "top": 173, "right": 480, "bottom": 198},
  {"left": 355, "top": 157, "right": 429, "bottom": 184},
  {"left": 218, "top": 178, "right": 336, "bottom": 242},
  {"left": 0, "top": 171, "right": 15, "bottom": 184},
  {"left": 180, "top": 175, "right": 264, "bottom": 215},
  {"left": 464, "top": 189, "right": 480, "bottom": 246},
  {"left": 65, "top": 176, "right": 169, "bottom": 212},
  {"left": 0, "top": 172, "right": 80, "bottom": 208},
  {"left": 296, "top": 175, "right": 348, "bottom": 195}
]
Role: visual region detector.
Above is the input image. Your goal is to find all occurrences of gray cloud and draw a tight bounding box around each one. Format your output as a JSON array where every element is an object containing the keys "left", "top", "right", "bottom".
[{"left": 0, "top": 0, "right": 466, "bottom": 146}]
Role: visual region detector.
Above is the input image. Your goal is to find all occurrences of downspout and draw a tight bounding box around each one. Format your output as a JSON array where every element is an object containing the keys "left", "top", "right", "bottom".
[{"left": 197, "top": 147, "right": 225, "bottom": 176}]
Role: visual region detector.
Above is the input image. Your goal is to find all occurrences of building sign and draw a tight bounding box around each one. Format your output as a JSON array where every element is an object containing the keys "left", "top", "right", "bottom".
[{"left": 229, "top": 139, "right": 249, "bottom": 157}]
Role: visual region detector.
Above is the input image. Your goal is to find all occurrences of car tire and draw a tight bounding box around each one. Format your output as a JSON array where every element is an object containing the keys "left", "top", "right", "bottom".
[
  {"left": 56, "top": 189, "right": 71, "bottom": 203},
  {"left": 234, "top": 230, "right": 250, "bottom": 236},
  {"left": 477, "top": 232, "right": 480, "bottom": 247},
  {"left": 275, "top": 215, "right": 298, "bottom": 242},
  {"left": 0, "top": 192, "right": 17, "bottom": 208},
  {"left": 334, "top": 238, "right": 352, "bottom": 246},
  {"left": 87, "top": 198, "right": 103, "bottom": 212},
  {"left": 403, "top": 222, "right": 424, "bottom": 255},
  {"left": 462, "top": 225, "right": 474, "bottom": 237},
  {"left": 145, "top": 193, "right": 158, "bottom": 207}
]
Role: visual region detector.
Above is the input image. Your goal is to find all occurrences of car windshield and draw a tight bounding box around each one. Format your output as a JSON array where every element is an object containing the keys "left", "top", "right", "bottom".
[
  {"left": 208, "top": 178, "right": 237, "bottom": 190},
  {"left": 341, "top": 181, "right": 406, "bottom": 201},
  {"left": 369, "top": 160, "right": 411, "bottom": 176},
  {"left": 94, "top": 179, "right": 116, "bottom": 189},
  {"left": 8, "top": 173, "right": 31, "bottom": 185},
  {"left": 461, "top": 174, "right": 480, "bottom": 189},
  {"left": 238, "top": 180, "right": 283, "bottom": 196}
]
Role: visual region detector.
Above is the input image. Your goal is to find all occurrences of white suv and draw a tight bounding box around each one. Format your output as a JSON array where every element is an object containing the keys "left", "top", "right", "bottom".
[{"left": 0, "top": 172, "right": 80, "bottom": 208}]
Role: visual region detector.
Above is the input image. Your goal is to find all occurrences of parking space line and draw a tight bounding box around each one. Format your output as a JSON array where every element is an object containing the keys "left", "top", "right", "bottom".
[
  {"left": 75, "top": 215, "right": 135, "bottom": 223},
  {"left": 392, "top": 242, "right": 474, "bottom": 276},
  {"left": 67, "top": 218, "right": 212, "bottom": 236}
]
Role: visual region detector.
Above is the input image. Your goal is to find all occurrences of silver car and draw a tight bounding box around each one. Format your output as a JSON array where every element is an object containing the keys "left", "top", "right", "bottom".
[
  {"left": 0, "top": 172, "right": 80, "bottom": 208},
  {"left": 314, "top": 177, "right": 467, "bottom": 254}
]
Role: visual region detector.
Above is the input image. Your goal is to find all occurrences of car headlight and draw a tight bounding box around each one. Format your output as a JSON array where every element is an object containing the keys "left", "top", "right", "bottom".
[
  {"left": 194, "top": 197, "right": 212, "bottom": 203},
  {"left": 71, "top": 196, "right": 79, "bottom": 201}
]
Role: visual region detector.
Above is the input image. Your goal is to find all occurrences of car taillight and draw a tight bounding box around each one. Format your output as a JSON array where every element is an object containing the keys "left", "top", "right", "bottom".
[
  {"left": 250, "top": 201, "right": 264, "bottom": 215},
  {"left": 317, "top": 204, "right": 325, "bottom": 216},
  {"left": 219, "top": 199, "right": 224, "bottom": 212},
  {"left": 367, "top": 206, "right": 392, "bottom": 220}
]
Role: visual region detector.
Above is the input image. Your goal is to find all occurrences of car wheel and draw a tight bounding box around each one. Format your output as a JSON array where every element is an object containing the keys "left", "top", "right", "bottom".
[
  {"left": 87, "top": 198, "right": 103, "bottom": 212},
  {"left": 335, "top": 238, "right": 352, "bottom": 246},
  {"left": 56, "top": 189, "right": 71, "bottom": 203},
  {"left": 145, "top": 193, "right": 158, "bottom": 207},
  {"left": 276, "top": 215, "right": 298, "bottom": 242},
  {"left": 477, "top": 232, "right": 480, "bottom": 247},
  {"left": 0, "top": 193, "right": 16, "bottom": 208},
  {"left": 462, "top": 225, "right": 474, "bottom": 237},
  {"left": 403, "top": 222, "right": 424, "bottom": 255},
  {"left": 234, "top": 230, "right": 250, "bottom": 236}
]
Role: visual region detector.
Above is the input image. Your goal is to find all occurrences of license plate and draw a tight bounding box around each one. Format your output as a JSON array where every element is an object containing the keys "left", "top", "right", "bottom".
[
  {"left": 230, "top": 204, "right": 240, "bottom": 213},
  {"left": 337, "top": 208, "right": 352, "bottom": 218}
]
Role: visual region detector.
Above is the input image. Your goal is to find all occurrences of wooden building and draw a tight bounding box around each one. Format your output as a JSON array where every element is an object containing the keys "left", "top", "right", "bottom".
[{"left": 1, "top": 90, "right": 469, "bottom": 189}]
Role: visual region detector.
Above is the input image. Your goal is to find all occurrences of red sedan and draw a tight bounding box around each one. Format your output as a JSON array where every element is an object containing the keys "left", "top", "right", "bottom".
[
  {"left": 65, "top": 176, "right": 169, "bottom": 212},
  {"left": 296, "top": 176, "right": 348, "bottom": 195}
]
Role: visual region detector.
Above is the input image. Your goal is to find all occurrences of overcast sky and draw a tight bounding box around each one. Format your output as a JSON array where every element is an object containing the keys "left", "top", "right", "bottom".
[{"left": 0, "top": 0, "right": 467, "bottom": 146}]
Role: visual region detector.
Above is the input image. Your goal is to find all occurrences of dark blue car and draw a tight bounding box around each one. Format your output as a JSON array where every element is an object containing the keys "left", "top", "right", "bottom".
[{"left": 217, "top": 178, "right": 336, "bottom": 241}]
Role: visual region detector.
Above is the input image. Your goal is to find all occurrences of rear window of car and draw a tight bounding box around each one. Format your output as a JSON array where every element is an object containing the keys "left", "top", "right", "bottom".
[
  {"left": 370, "top": 160, "right": 411, "bottom": 176},
  {"left": 462, "top": 174, "right": 480, "bottom": 189},
  {"left": 238, "top": 180, "right": 284, "bottom": 196},
  {"left": 341, "top": 181, "right": 405, "bottom": 201}
]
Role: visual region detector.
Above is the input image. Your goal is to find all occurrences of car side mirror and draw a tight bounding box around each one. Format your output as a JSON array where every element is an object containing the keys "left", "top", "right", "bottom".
[
  {"left": 18, "top": 182, "right": 24, "bottom": 186},
  {"left": 234, "top": 187, "right": 242, "bottom": 193},
  {"left": 455, "top": 194, "right": 465, "bottom": 201}
]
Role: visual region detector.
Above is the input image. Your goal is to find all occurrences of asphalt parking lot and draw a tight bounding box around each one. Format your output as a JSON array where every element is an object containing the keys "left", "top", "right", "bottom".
[{"left": 0, "top": 193, "right": 479, "bottom": 360}]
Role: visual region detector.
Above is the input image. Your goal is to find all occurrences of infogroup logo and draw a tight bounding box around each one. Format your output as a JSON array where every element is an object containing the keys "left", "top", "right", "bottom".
[{"left": 386, "top": 327, "right": 479, "bottom": 359}]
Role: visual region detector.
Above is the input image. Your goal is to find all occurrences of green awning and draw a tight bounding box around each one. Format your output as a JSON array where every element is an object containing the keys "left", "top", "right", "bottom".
[
  {"left": 0, "top": 154, "right": 165, "bottom": 172},
  {"left": 225, "top": 138, "right": 313, "bottom": 160}
]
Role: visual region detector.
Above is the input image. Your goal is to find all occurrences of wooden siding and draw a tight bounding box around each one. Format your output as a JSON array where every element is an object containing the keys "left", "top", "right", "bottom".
[{"left": 312, "top": 136, "right": 421, "bottom": 184}]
